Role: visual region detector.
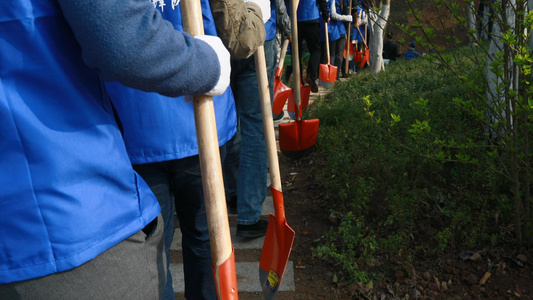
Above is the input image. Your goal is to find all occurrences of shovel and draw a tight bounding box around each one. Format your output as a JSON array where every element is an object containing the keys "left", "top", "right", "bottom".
[
  {"left": 272, "top": 39, "right": 293, "bottom": 116},
  {"left": 355, "top": 26, "right": 370, "bottom": 68},
  {"left": 278, "top": 0, "right": 320, "bottom": 159},
  {"left": 254, "top": 45, "right": 295, "bottom": 300},
  {"left": 344, "top": 0, "right": 353, "bottom": 75},
  {"left": 318, "top": 21, "right": 338, "bottom": 89},
  {"left": 181, "top": 0, "right": 238, "bottom": 298}
]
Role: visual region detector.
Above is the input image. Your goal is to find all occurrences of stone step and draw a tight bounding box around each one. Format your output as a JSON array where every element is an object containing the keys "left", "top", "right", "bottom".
[
  {"left": 170, "top": 261, "right": 295, "bottom": 293},
  {"left": 170, "top": 196, "right": 275, "bottom": 251}
]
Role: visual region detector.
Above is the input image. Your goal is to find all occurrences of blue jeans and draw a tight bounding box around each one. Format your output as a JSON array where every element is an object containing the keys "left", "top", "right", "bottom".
[
  {"left": 224, "top": 39, "right": 277, "bottom": 225},
  {"left": 133, "top": 146, "right": 227, "bottom": 300}
]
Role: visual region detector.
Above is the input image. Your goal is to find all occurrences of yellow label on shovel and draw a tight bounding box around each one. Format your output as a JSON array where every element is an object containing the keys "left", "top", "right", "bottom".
[{"left": 266, "top": 269, "right": 280, "bottom": 290}]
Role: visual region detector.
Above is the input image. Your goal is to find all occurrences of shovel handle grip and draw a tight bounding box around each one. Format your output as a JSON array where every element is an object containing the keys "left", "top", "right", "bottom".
[{"left": 181, "top": 0, "right": 236, "bottom": 298}]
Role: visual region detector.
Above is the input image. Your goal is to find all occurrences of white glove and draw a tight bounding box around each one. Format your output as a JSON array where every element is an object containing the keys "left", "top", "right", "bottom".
[
  {"left": 244, "top": 0, "right": 271, "bottom": 23},
  {"left": 194, "top": 35, "right": 231, "bottom": 96}
]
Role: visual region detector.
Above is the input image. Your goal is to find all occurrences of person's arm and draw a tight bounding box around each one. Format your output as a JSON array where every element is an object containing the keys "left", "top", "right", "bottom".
[
  {"left": 317, "top": 0, "right": 330, "bottom": 22},
  {"left": 209, "top": 0, "right": 267, "bottom": 59},
  {"left": 57, "top": 0, "right": 229, "bottom": 97},
  {"left": 276, "top": 0, "right": 291, "bottom": 39},
  {"left": 330, "top": 0, "right": 352, "bottom": 22}
]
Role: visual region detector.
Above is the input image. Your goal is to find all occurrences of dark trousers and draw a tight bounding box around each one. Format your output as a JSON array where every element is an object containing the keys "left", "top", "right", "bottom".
[
  {"left": 133, "top": 146, "right": 228, "bottom": 300},
  {"left": 298, "top": 21, "right": 321, "bottom": 81},
  {"left": 321, "top": 37, "right": 346, "bottom": 77}
]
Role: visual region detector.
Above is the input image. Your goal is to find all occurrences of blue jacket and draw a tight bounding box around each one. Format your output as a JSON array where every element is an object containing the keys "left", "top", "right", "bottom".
[
  {"left": 106, "top": 0, "right": 237, "bottom": 164},
  {"left": 319, "top": 0, "right": 345, "bottom": 42},
  {"left": 404, "top": 49, "right": 420, "bottom": 60},
  {"left": 0, "top": 0, "right": 222, "bottom": 284},
  {"left": 265, "top": 1, "right": 277, "bottom": 41},
  {"left": 296, "top": 0, "right": 329, "bottom": 23}
]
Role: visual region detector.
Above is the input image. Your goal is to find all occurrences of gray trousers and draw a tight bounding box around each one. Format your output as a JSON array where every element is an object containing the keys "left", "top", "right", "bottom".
[{"left": 0, "top": 214, "right": 167, "bottom": 300}]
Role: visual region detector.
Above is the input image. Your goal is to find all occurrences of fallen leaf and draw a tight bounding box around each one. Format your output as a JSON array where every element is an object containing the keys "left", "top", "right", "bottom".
[{"left": 479, "top": 271, "right": 491, "bottom": 285}]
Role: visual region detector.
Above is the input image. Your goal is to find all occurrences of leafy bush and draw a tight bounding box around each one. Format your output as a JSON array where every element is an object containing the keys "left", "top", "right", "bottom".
[{"left": 310, "top": 51, "right": 508, "bottom": 285}]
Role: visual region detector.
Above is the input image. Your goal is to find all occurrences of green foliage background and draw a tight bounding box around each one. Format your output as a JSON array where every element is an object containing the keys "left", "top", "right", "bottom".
[{"left": 308, "top": 53, "right": 511, "bottom": 285}]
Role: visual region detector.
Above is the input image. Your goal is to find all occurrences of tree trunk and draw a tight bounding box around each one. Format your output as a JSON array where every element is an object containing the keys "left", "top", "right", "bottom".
[
  {"left": 467, "top": 0, "right": 478, "bottom": 47},
  {"left": 369, "top": 0, "right": 390, "bottom": 74},
  {"left": 485, "top": 0, "right": 516, "bottom": 139}
]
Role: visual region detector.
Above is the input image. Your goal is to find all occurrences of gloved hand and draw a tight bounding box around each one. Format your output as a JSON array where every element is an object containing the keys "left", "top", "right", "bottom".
[
  {"left": 194, "top": 35, "right": 231, "bottom": 96},
  {"left": 244, "top": 0, "right": 271, "bottom": 23}
]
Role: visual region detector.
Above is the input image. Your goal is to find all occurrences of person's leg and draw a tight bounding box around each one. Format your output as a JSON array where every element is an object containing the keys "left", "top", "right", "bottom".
[
  {"left": 171, "top": 155, "right": 217, "bottom": 300},
  {"left": 231, "top": 54, "right": 268, "bottom": 237},
  {"left": 133, "top": 162, "right": 176, "bottom": 300},
  {"left": 1, "top": 215, "right": 166, "bottom": 300},
  {"left": 299, "top": 22, "right": 320, "bottom": 92},
  {"left": 305, "top": 22, "right": 322, "bottom": 83},
  {"left": 265, "top": 39, "right": 278, "bottom": 115},
  {"left": 222, "top": 130, "right": 240, "bottom": 214},
  {"left": 334, "top": 37, "right": 345, "bottom": 77}
]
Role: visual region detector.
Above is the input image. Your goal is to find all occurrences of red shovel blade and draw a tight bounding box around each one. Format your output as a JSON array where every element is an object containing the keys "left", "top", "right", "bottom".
[
  {"left": 259, "top": 187, "right": 295, "bottom": 299},
  {"left": 212, "top": 247, "right": 238, "bottom": 299},
  {"left": 343, "top": 40, "right": 355, "bottom": 60},
  {"left": 287, "top": 84, "right": 311, "bottom": 113},
  {"left": 273, "top": 75, "right": 292, "bottom": 116},
  {"left": 319, "top": 63, "right": 337, "bottom": 83},
  {"left": 278, "top": 118, "right": 319, "bottom": 153},
  {"left": 359, "top": 48, "right": 370, "bottom": 68}
]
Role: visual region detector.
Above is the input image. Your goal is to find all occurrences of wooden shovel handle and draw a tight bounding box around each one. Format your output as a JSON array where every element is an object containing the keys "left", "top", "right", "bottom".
[
  {"left": 290, "top": 0, "right": 302, "bottom": 115},
  {"left": 356, "top": 26, "right": 369, "bottom": 50},
  {"left": 325, "top": 22, "right": 331, "bottom": 65},
  {"left": 276, "top": 39, "right": 290, "bottom": 73},
  {"left": 344, "top": 0, "right": 352, "bottom": 74},
  {"left": 254, "top": 45, "right": 282, "bottom": 192},
  {"left": 181, "top": 0, "right": 235, "bottom": 296}
]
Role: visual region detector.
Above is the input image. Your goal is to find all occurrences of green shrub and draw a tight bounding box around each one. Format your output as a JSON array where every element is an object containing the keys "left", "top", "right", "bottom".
[{"left": 310, "top": 50, "right": 508, "bottom": 285}]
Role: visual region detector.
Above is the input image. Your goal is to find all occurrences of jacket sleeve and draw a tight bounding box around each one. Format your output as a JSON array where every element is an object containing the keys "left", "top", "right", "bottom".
[
  {"left": 330, "top": 0, "right": 352, "bottom": 22},
  {"left": 56, "top": 0, "right": 221, "bottom": 98},
  {"left": 209, "top": 0, "right": 266, "bottom": 59},
  {"left": 275, "top": 0, "right": 291, "bottom": 39},
  {"left": 317, "top": 0, "right": 330, "bottom": 22}
]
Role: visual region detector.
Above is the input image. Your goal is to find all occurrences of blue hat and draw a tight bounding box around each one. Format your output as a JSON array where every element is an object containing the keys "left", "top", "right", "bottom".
[{"left": 409, "top": 42, "right": 416, "bottom": 47}]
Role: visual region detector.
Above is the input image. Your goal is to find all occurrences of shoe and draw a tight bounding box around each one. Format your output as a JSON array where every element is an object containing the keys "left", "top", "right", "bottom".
[
  {"left": 236, "top": 219, "right": 268, "bottom": 238},
  {"left": 227, "top": 196, "right": 237, "bottom": 215},
  {"left": 273, "top": 111, "right": 284, "bottom": 122},
  {"left": 305, "top": 77, "right": 319, "bottom": 93}
]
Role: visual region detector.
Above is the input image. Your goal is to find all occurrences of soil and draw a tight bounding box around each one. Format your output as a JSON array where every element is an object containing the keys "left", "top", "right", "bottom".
[
  {"left": 278, "top": 153, "right": 533, "bottom": 299},
  {"left": 273, "top": 1, "right": 533, "bottom": 299}
]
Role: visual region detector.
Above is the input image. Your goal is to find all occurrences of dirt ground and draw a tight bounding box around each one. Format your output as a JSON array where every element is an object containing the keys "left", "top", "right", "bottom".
[
  {"left": 274, "top": 1, "right": 533, "bottom": 299},
  {"left": 279, "top": 153, "right": 533, "bottom": 299}
]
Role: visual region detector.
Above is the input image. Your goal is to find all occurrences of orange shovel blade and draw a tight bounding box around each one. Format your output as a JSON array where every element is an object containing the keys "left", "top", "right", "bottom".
[
  {"left": 273, "top": 77, "right": 292, "bottom": 115},
  {"left": 359, "top": 49, "right": 370, "bottom": 68},
  {"left": 319, "top": 63, "right": 337, "bottom": 83},
  {"left": 212, "top": 247, "right": 238, "bottom": 299},
  {"left": 259, "top": 188, "right": 295, "bottom": 299},
  {"left": 287, "top": 84, "right": 311, "bottom": 113},
  {"left": 278, "top": 118, "right": 319, "bottom": 153}
]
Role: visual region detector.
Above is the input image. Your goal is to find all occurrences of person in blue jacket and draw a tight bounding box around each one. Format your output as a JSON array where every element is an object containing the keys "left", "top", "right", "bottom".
[
  {"left": 106, "top": 0, "right": 267, "bottom": 298},
  {"left": 404, "top": 42, "right": 420, "bottom": 60},
  {"left": 351, "top": 0, "right": 368, "bottom": 70},
  {"left": 0, "top": 0, "right": 230, "bottom": 299},
  {"left": 319, "top": 0, "right": 353, "bottom": 78},
  {"left": 292, "top": 0, "right": 330, "bottom": 92},
  {"left": 223, "top": 0, "right": 291, "bottom": 239}
]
